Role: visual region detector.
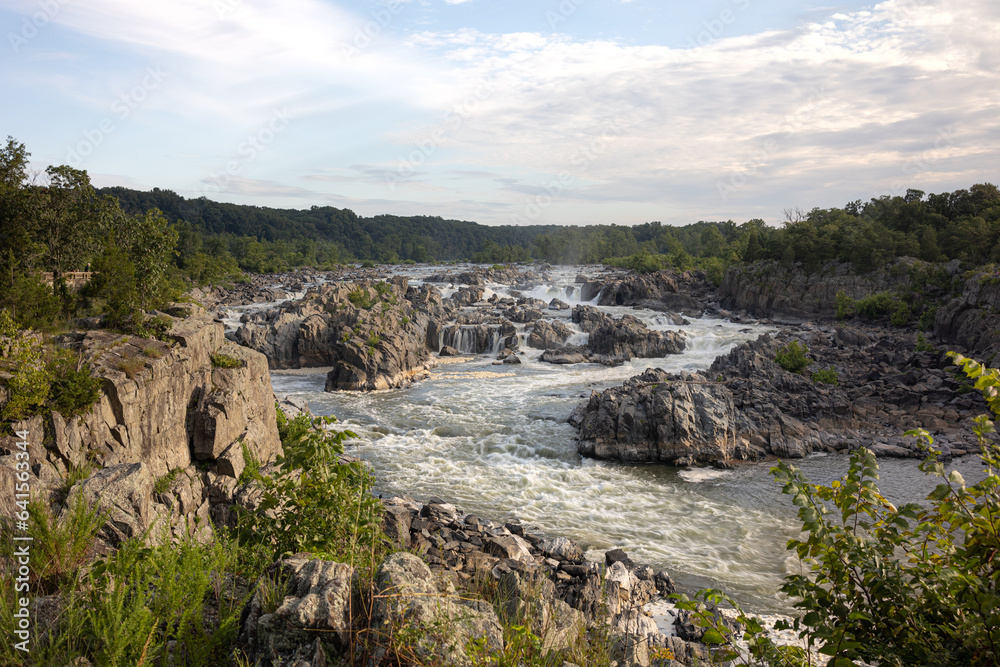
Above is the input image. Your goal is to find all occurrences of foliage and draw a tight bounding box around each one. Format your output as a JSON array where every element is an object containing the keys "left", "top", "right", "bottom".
[
  {"left": 811, "top": 367, "right": 839, "bottom": 385},
  {"left": 0, "top": 494, "right": 105, "bottom": 596},
  {"left": 46, "top": 347, "right": 103, "bottom": 417},
  {"left": 348, "top": 288, "right": 376, "bottom": 310},
  {"left": 834, "top": 290, "right": 854, "bottom": 320},
  {"left": 153, "top": 468, "right": 184, "bottom": 495},
  {"left": 0, "top": 273, "right": 61, "bottom": 330},
  {"left": 238, "top": 408, "right": 386, "bottom": 571},
  {"left": 12, "top": 531, "right": 254, "bottom": 667},
  {"left": 210, "top": 352, "right": 243, "bottom": 369},
  {"left": 671, "top": 589, "right": 810, "bottom": 666},
  {"left": 855, "top": 291, "right": 896, "bottom": 320},
  {"left": 915, "top": 332, "right": 936, "bottom": 352},
  {"left": 890, "top": 300, "right": 911, "bottom": 327},
  {"left": 0, "top": 309, "right": 50, "bottom": 421},
  {"left": 761, "top": 353, "right": 1000, "bottom": 666},
  {"left": 775, "top": 340, "right": 810, "bottom": 374},
  {"left": 115, "top": 354, "right": 146, "bottom": 379}
]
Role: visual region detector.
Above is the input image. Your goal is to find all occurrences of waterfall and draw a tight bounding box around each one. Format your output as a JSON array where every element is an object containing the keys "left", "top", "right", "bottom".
[{"left": 442, "top": 325, "right": 503, "bottom": 354}]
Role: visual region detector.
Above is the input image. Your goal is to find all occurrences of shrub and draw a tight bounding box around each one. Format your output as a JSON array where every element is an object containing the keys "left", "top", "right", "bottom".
[
  {"left": 360, "top": 259, "right": 376, "bottom": 268},
  {"left": 915, "top": 332, "right": 936, "bottom": 352},
  {"left": 0, "top": 494, "right": 105, "bottom": 596},
  {"left": 811, "top": 367, "right": 839, "bottom": 385},
  {"left": 374, "top": 281, "right": 393, "bottom": 296},
  {"left": 775, "top": 340, "right": 810, "bottom": 373},
  {"left": 237, "top": 408, "right": 386, "bottom": 572},
  {"left": 919, "top": 304, "right": 938, "bottom": 331},
  {"left": 47, "top": 348, "right": 103, "bottom": 417},
  {"left": 348, "top": 288, "right": 376, "bottom": 310},
  {"left": 210, "top": 352, "right": 243, "bottom": 369},
  {"left": 142, "top": 345, "right": 163, "bottom": 359},
  {"left": 890, "top": 300, "right": 911, "bottom": 327},
  {"left": 855, "top": 291, "right": 896, "bottom": 320},
  {"left": 0, "top": 310, "right": 50, "bottom": 421},
  {"left": 153, "top": 467, "right": 183, "bottom": 494},
  {"left": 834, "top": 290, "right": 854, "bottom": 320}
]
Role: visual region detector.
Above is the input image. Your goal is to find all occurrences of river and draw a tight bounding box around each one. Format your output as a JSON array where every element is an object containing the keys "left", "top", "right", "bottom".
[{"left": 254, "top": 265, "right": 986, "bottom": 614}]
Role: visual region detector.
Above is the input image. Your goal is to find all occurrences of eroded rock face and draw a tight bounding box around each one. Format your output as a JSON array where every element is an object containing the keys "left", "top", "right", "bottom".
[
  {"left": 527, "top": 320, "right": 573, "bottom": 350},
  {"left": 0, "top": 312, "right": 282, "bottom": 546},
  {"left": 571, "top": 325, "right": 991, "bottom": 464},
  {"left": 572, "top": 369, "right": 738, "bottom": 463},
  {"left": 372, "top": 552, "right": 504, "bottom": 666},
  {"left": 239, "top": 556, "right": 356, "bottom": 666},
  {"left": 935, "top": 271, "right": 1000, "bottom": 363},
  {"left": 234, "top": 281, "right": 450, "bottom": 392},
  {"left": 597, "top": 270, "right": 711, "bottom": 316}
]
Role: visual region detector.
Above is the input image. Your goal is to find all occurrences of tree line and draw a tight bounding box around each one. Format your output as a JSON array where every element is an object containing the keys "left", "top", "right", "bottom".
[{"left": 3, "top": 133, "right": 999, "bottom": 331}]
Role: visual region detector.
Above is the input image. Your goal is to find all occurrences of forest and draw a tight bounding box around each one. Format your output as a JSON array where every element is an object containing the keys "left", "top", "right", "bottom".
[
  {"left": 102, "top": 182, "right": 1000, "bottom": 280},
  {"left": 3, "top": 134, "right": 1000, "bottom": 330}
]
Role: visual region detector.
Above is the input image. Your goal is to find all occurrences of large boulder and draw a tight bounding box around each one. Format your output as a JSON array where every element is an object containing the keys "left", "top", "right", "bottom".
[
  {"left": 572, "top": 369, "right": 739, "bottom": 463},
  {"left": 239, "top": 556, "right": 355, "bottom": 666},
  {"left": 371, "top": 552, "right": 503, "bottom": 666}
]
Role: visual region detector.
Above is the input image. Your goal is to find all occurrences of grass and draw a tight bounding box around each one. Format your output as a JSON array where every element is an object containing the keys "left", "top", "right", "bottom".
[
  {"left": 141, "top": 345, "right": 163, "bottom": 359},
  {"left": 153, "top": 467, "right": 184, "bottom": 494},
  {"left": 210, "top": 352, "right": 243, "bottom": 369},
  {"left": 115, "top": 354, "right": 146, "bottom": 379}
]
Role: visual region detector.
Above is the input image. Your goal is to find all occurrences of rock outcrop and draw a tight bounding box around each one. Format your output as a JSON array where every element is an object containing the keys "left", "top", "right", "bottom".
[
  {"left": 719, "top": 258, "right": 959, "bottom": 321},
  {"left": 572, "top": 325, "right": 991, "bottom": 464},
  {"left": 935, "top": 270, "right": 1000, "bottom": 364},
  {"left": 0, "top": 309, "right": 282, "bottom": 546},
  {"left": 597, "top": 270, "right": 712, "bottom": 316},
  {"left": 233, "top": 281, "right": 452, "bottom": 391}
]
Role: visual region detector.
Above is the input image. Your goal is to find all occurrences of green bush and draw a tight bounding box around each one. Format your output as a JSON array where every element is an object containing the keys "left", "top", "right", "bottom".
[
  {"left": 855, "top": 291, "right": 896, "bottom": 320},
  {"left": 347, "top": 288, "right": 376, "bottom": 310},
  {"left": 0, "top": 310, "right": 50, "bottom": 421},
  {"left": 915, "top": 332, "right": 936, "bottom": 352},
  {"left": 890, "top": 300, "right": 911, "bottom": 327},
  {"left": 919, "top": 304, "right": 938, "bottom": 331},
  {"left": 374, "top": 281, "right": 393, "bottom": 296},
  {"left": 683, "top": 352, "right": 1000, "bottom": 666},
  {"left": 47, "top": 348, "right": 103, "bottom": 418},
  {"left": 0, "top": 273, "right": 61, "bottom": 330},
  {"left": 834, "top": 290, "right": 854, "bottom": 320},
  {"left": 775, "top": 340, "right": 810, "bottom": 373},
  {"left": 210, "top": 352, "right": 243, "bottom": 369},
  {"left": 811, "top": 367, "right": 839, "bottom": 385},
  {"left": 238, "top": 408, "right": 386, "bottom": 572}
]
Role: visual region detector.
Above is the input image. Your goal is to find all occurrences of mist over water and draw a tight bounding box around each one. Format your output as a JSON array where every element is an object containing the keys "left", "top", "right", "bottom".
[{"left": 263, "top": 266, "right": 987, "bottom": 614}]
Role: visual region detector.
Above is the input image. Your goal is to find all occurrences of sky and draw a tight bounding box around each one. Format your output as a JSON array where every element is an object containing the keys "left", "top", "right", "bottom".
[{"left": 1, "top": 0, "right": 998, "bottom": 228}]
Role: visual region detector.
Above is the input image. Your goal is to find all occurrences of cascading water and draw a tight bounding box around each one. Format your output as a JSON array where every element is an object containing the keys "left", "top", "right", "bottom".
[
  {"left": 440, "top": 325, "right": 503, "bottom": 355},
  {"left": 268, "top": 266, "right": 986, "bottom": 614}
]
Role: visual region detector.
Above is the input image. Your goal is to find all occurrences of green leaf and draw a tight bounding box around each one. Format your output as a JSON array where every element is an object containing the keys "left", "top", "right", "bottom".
[{"left": 701, "top": 628, "right": 726, "bottom": 645}]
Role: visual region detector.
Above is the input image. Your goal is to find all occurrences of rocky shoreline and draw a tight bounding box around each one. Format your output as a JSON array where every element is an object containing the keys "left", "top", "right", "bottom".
[{"left": 6, "top": 260, "right": 999, "bottom": 666}]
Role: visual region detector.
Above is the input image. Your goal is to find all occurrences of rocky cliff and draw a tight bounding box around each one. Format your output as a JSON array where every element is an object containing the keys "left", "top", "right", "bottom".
[
  {"left": 572, "top": 325, "right": 989, "bottom": 464},
  {"left": 719, "top": 258, "right": 960, "bottom": 321},
  {"left": 935, "top": 270, "right": 1000, "bottom": 364},
  {"left": 0, "top": 308, "right": 282, "bottom": 546},
  {"left": 233, "top": 280, "right": 454, "bottom": 391}
]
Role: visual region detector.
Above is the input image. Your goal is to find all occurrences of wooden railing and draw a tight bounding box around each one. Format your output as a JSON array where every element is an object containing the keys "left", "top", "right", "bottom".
[{"left": 41, "top": 271, "right": 93, "bottom": 287}]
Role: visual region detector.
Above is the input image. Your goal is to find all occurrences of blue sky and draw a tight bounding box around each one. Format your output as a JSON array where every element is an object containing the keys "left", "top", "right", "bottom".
[{"left": 1, "top": 0, "right": 997, "bottom": 227}]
